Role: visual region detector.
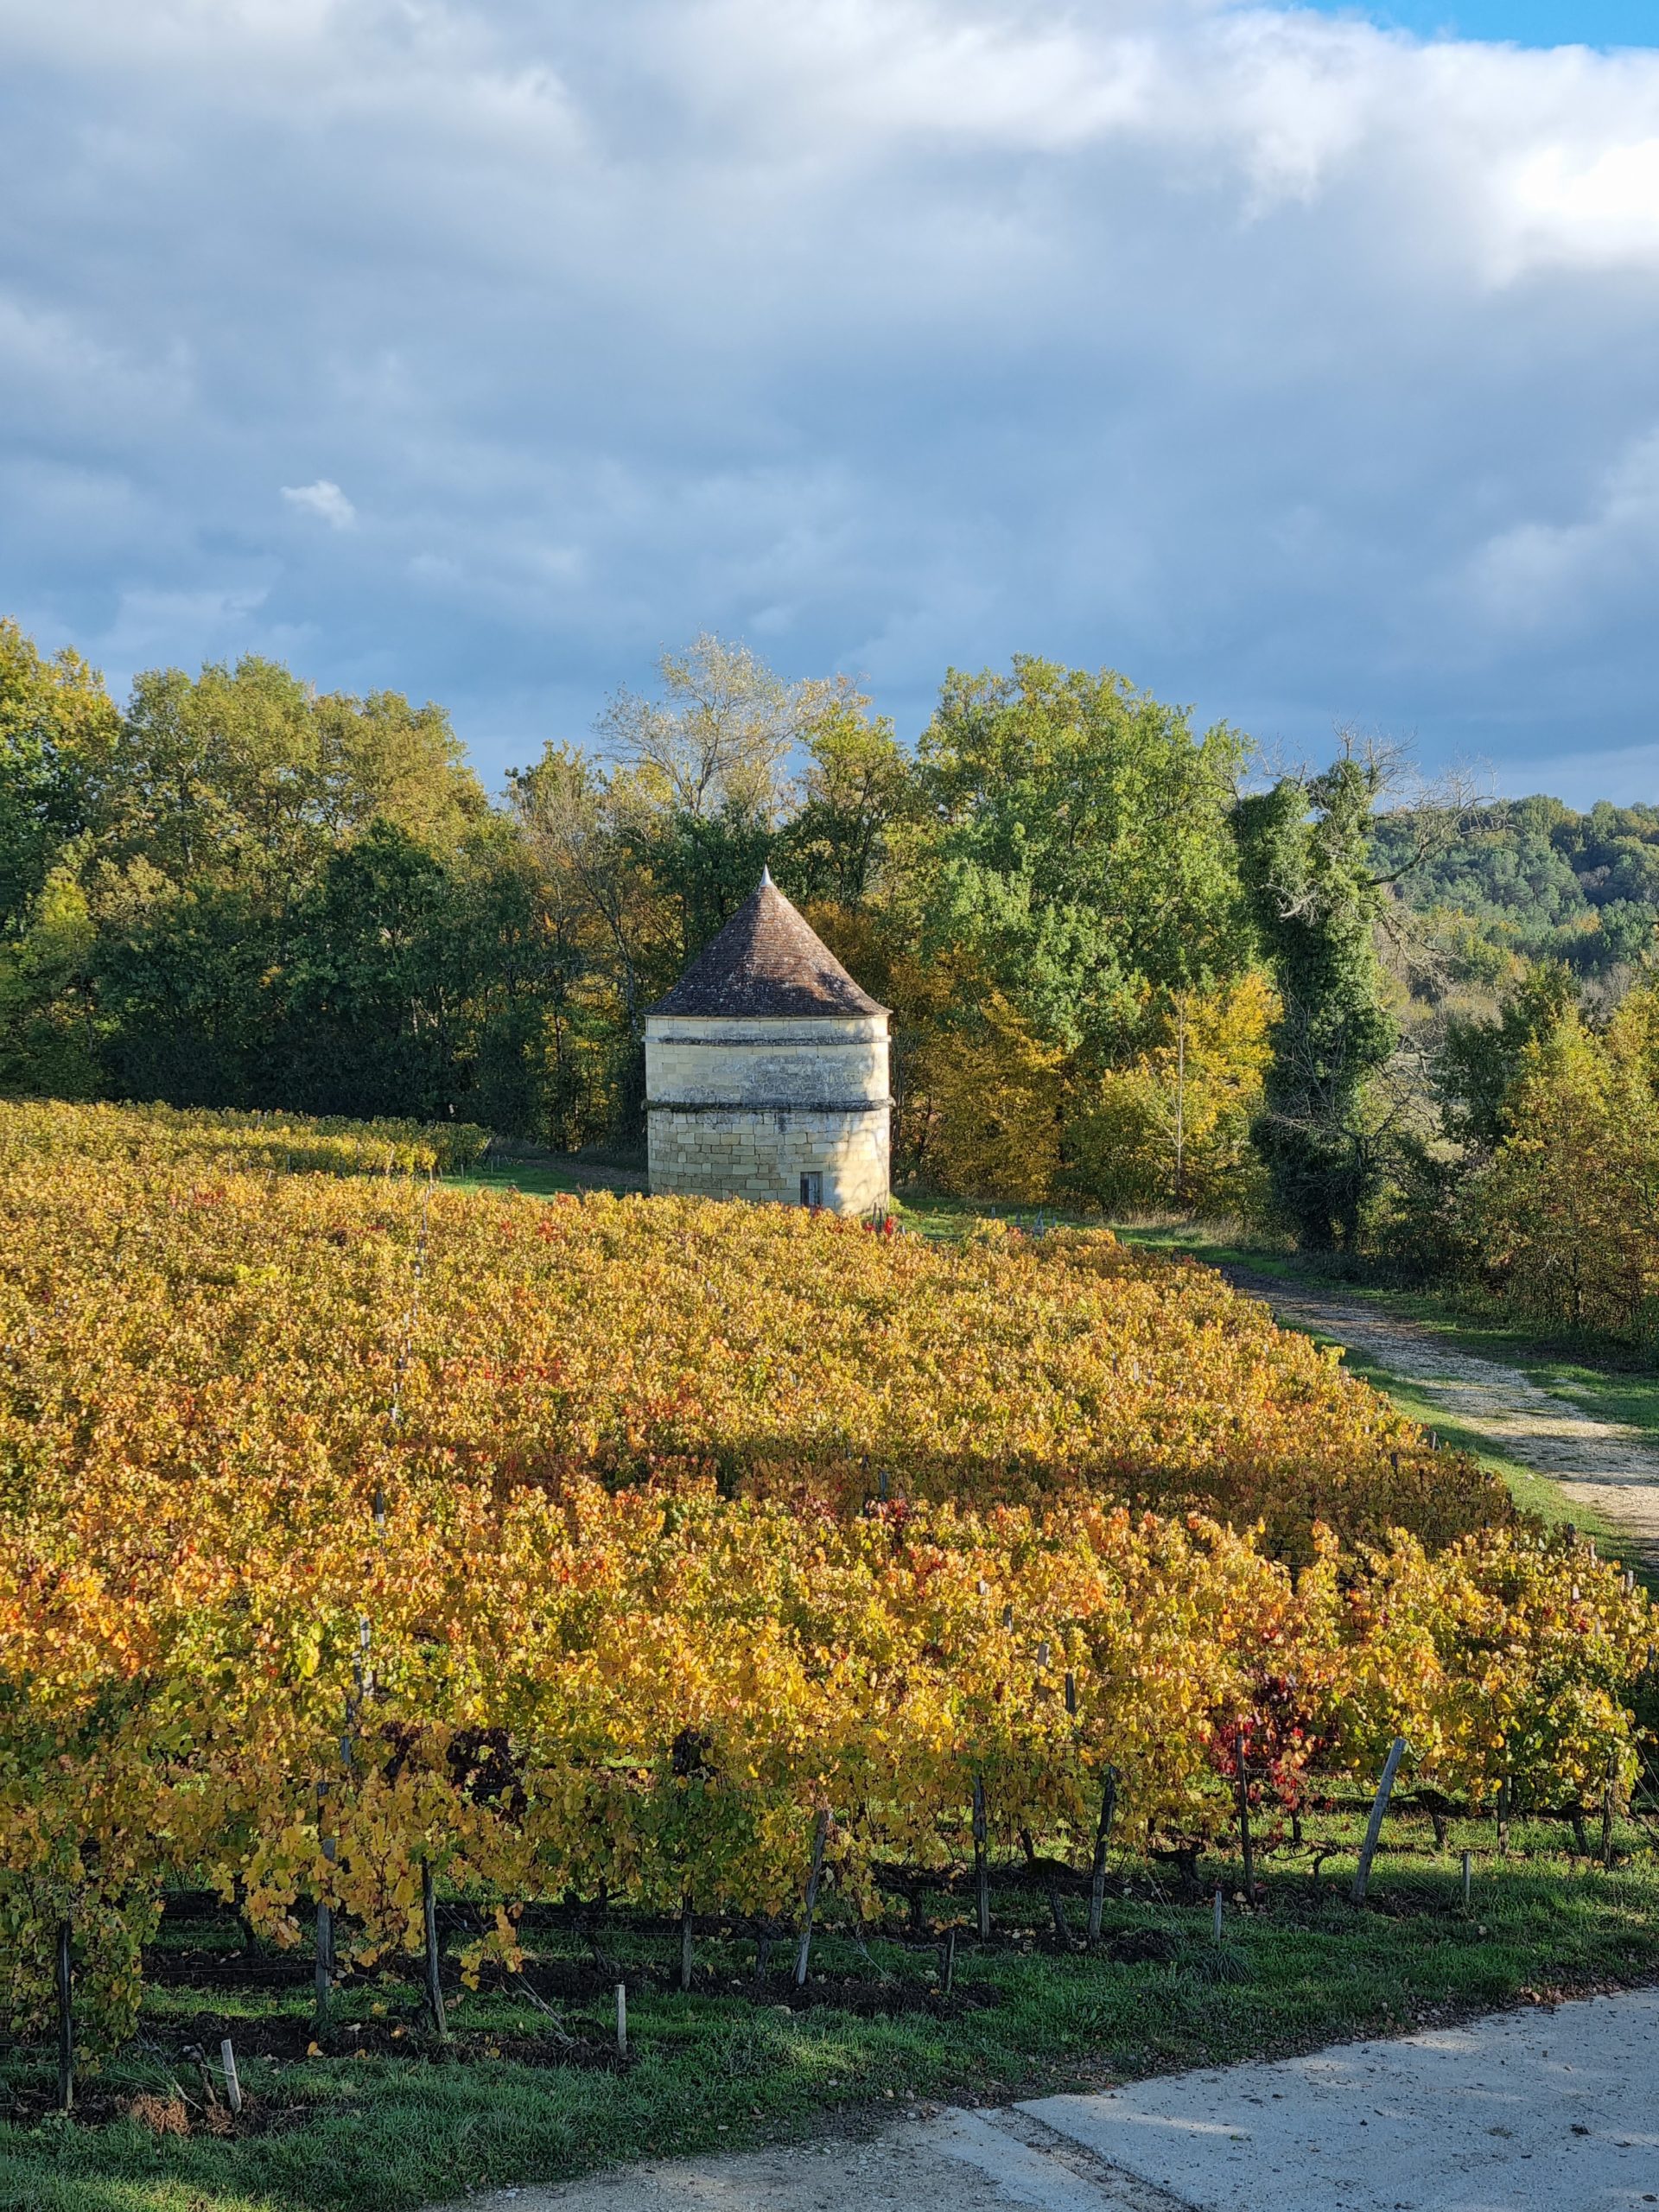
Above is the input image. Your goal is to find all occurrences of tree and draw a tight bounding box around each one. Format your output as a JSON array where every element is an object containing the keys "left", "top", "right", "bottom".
[
  {"left": 98, "top": 658, "right": 484, "bottom": 897},
  {"left": 900, "top": 983, "right": 1066, "bottom": 1205},
  {"left": 595, "top": 634, "right": 801, "bottom": 823},
  {"left": 283, "top": 823, "right": 463, "bottom": 1121},
  {"left": 906, "top": 659, "right": 1255, "bottom": 1209},
  {"left": 776, "top": 690, "right": 916, "bottom": 909},
  {"left": 506, "top": 744, "right": 684, "bottom": 1142},
  {"left": 90, "top": 872, "right": 282, "bottom": 1109},
  {"left": 1462, "top": 996, "right": 1659, "bottom": 1340},
  {"left": 637, "top": 805, "right": 774, "bottom": 960},
  {"left": 918, "top": 658, "right": 1252, "bottom": 1059},
  {"left": 0, "top": 858, "right": 101, "bottom": 1098},
  {"left": 0, "top": 620, "right": 118, "bottom": 936},
  {"left": 1436, "top": 960, "right": 1576, "bottom": 1154},
  {"left": 1236, "top": 754, "right": 1398, "bottom": 1249},
  {"left": 1064, "top": 972, "right": 1275, "bottom": 1216}
]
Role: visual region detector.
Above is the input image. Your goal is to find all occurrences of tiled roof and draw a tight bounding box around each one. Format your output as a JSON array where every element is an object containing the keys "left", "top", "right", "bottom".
[{"left": 649, "top": 869, "right": 887, "bottom": 1019}]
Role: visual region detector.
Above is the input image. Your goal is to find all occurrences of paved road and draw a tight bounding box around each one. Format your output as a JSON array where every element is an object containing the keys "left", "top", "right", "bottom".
[
  {"left": 1224, "top": 1270, "right": 1659, "bottom": 1569},
  {"left": 440, "top": 1987, "right": 1659, "bottom": 2211}
]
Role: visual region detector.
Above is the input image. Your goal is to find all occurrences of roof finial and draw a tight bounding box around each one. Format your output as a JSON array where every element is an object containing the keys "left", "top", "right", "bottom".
[{"left": 760, "top": 863, "right": 773, "bottom": 888}]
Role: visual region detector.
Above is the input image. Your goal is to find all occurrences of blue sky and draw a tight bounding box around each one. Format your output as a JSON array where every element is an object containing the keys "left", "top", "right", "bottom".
[
  {"left": 3, "top": 0, "right": 1657, "bottom": 805},
  {"left": 1307, "top": 2, "right": 1656, "bottom": 41}
]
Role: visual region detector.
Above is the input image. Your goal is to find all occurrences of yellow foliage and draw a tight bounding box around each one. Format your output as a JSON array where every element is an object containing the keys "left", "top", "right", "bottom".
[
  {"left": 1468, "top": 985, "right": 1659, "bottom": 1339},
  {"left": 1065, "top": 973, "right": 1275, "bottom": 1214},
  {"left": 0, "top": 1102, "right": 1647, "bottom": 2050},
  {"left": 0, "top": 1095, "right": 489, "bottom": 1177},
  {"left": 800, "top": 912, "right": 1066, "bottom": 1205},
  {"left": 903, "top": 988, "right": 1065, "bottom": 1204}
]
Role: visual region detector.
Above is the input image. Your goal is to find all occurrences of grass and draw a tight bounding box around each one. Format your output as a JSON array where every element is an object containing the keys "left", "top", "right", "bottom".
[
  {"left": 6, "top": 1821, "right": 1658, "bottom": 2212},
  {"left": 447, "top": 1157, "right": 643, "bottom": 1205}
]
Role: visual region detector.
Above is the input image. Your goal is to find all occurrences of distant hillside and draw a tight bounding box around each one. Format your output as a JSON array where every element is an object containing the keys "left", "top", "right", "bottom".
[{"left": 1375, "top": 798, "right": 1659, "bottom": 977}]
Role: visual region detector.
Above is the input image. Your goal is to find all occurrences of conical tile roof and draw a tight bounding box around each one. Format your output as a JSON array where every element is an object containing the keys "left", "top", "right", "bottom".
[{"left": 649, "top": 869, "right": 887, "bottom": 1018}]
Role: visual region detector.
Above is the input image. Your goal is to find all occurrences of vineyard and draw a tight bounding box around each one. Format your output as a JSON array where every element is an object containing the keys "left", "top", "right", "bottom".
[
  {"left": 1, "top": 1101, "right": 1656, "bottom": 2183},
  {"left": 0, "top": 1097, "right": 492, "bottom": 1179}
]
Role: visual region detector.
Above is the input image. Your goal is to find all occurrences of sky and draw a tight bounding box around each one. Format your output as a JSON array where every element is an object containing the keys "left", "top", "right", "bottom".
[{"left": 2, "top": 2, "right": 1657, "bottom": 806}]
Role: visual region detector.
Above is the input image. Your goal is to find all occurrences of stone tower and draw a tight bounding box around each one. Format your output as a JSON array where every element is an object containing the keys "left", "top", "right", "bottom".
[{"left": 645, "top": 870, "right": 891, "bottom": 1213}]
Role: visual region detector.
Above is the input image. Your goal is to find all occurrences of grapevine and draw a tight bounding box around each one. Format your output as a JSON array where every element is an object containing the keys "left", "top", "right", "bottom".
[{"left": 0, "top": 1102, "right": 1649, "bottom": 2056}]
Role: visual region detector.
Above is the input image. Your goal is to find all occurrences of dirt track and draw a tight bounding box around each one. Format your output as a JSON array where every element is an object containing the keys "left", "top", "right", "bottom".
[{"left": 1224, "top": 1269, "right": 1659, "bottom": 1569}]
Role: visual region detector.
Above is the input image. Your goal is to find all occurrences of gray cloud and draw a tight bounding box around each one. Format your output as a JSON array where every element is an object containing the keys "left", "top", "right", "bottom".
[{"left": 1, "top": 0, "right": 1656, "bottom": 800}]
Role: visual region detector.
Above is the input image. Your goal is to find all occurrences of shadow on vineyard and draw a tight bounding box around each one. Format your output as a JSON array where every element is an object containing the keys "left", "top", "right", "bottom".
[{"left": 3, "top": 1103, "right": 1659, "bottom": 2211}]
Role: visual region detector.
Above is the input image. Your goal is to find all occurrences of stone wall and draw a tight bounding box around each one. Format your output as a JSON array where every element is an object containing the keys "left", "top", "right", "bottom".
[
  {"left": 646, "top": 1103, "right": 890, "bottom": 1213},
  {"left": 645, "top": 1013, "right": 887, "bottom": 1107},
  {"left": 644, "top": 1011, "right": 892, "bottom": 1214}
]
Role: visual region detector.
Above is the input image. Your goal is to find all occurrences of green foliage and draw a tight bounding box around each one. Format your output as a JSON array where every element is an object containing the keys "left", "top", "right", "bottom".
[
  {"left": 2, "top": 624, "right": 1285, "bottom": 1197},
  {"left": 1236, "top": 758, "right": 1396, "bottom": 1250},
  {"left": 31, "top": 615, "right": 1656, "bottom": 1253},
  {"left": 0, "top": 645, "right": 518, "bottom": 1128},
  {"left": 918, "top": 658, "right": 1252, "bottom": 1057},
  {"left": 0, "top": 620, "right": 118, "bottom": 937},
  {"left": 90, "top": 878, "right": 282, "bottom": 1107},
  {"left": 99, "top": 656, "right": 484, "bottom": 891},
  {"left": 0, "top": 861, "right": 101, "bottom": 1099},
  {"left": 1436, "top": 961, "right": 1577, "bottom": 1152},
  {"left": 777, "top": 696, "right": 915, "bottom": 907},
  {"left": 282, "top": 823, "right": 465, "bottom": 1119},
  {"left": 1375, "top": 794, "right": 1659, "bottom": 978},
  {"left": 630, "top": 804, "right": 774, "bottom": 961},
  {"left": 0, "top": 1875, "right": 158, "bottom": 2057}
]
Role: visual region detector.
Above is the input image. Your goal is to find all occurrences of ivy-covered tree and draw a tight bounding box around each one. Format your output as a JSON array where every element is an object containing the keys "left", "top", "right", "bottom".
[{"left": 1236, "top": 754, "right": 1397, "bottom": 1249}]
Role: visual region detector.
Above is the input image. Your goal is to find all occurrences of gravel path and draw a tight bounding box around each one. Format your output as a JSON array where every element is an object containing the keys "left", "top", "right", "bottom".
[
  {"left": 436, "top": 1987, "right": 1659, "bottom": 2211},
  {"left": 1223, "top": 1270, "right": 1659, "bottom": 1569}
]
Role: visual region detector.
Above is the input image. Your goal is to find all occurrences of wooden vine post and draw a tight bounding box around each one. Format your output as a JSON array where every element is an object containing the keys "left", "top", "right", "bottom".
[
  {"left": 1087, "top": 1766, "right": 1119, "bottom": 1948},
  {"left": 422, "top": 1860, "right": 448, "bottom": 2041},
  {"left": 794, "top": 1809, "right": 830, "bottom": 1988},
  {"left": 1020, "top": 1830, "right": 1071, "bottom": 1949},
  {"left": 55, "top": 1917, "right": 73, "bottom": 2114},
  {"left": 1235, "top": 1732, "right": 1255, "bottom": 1896},
  {"left": 315, "top": 1779, "right": 336, "bottom": 2031},
  {"left": 1602, "top": 1750, "right": 1618, "bottom": 1871},
  {"left": 1351, "top": 1736, "right": 1408, "bottom": 1905},
  {"left": 971, "top": 1774, "right": 990, "bottom": 1941}
]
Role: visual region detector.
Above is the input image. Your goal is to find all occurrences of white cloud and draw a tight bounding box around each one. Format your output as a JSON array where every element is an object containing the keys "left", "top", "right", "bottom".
[
  {"left": 1507, "top": 136, "right": 1659, "bottom": 267},
  {"left": 281, "top": 480, "right": 356, "bottom": 529},
  {"left": 1, "top": 1, "right": 1658, "bottom": 783}
]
